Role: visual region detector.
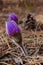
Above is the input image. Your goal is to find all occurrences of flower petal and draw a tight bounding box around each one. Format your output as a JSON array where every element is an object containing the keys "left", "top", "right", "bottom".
[
  {"left": 6, "top": 20, "right": 21, "bottom": 36},
  {"left": 9, "top": 13, "right": 18, "bottom": 23}
]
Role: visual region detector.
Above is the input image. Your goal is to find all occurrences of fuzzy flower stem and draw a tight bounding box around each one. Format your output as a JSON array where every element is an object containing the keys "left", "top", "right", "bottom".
[{"left": 11, "top": 39, "right": 25, "bottom": 56}]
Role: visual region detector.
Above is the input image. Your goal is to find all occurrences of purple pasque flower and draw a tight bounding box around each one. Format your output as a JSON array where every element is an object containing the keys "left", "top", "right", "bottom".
[
  {"left": 6, "top": 20, "right": 28, "bottom": 56},
  {"left": 6, "top": 20, "right": 21, "bottom": 36},
  {"left": 9, "top": 13, "right": 18, "bottom": 24}
]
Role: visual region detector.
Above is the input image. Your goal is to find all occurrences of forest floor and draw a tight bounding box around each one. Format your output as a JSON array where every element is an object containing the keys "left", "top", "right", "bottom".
[{"left": 0, "top": 3, "right": 43, "bottom": 65}]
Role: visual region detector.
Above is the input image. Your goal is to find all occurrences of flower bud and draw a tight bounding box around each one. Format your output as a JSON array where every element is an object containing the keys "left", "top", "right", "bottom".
[
  {"left": 6, "top": 20, "right": 21, "bottom": 36},
  {"left": 9, "top": 13, "right": 18, "bottom": 24}
]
